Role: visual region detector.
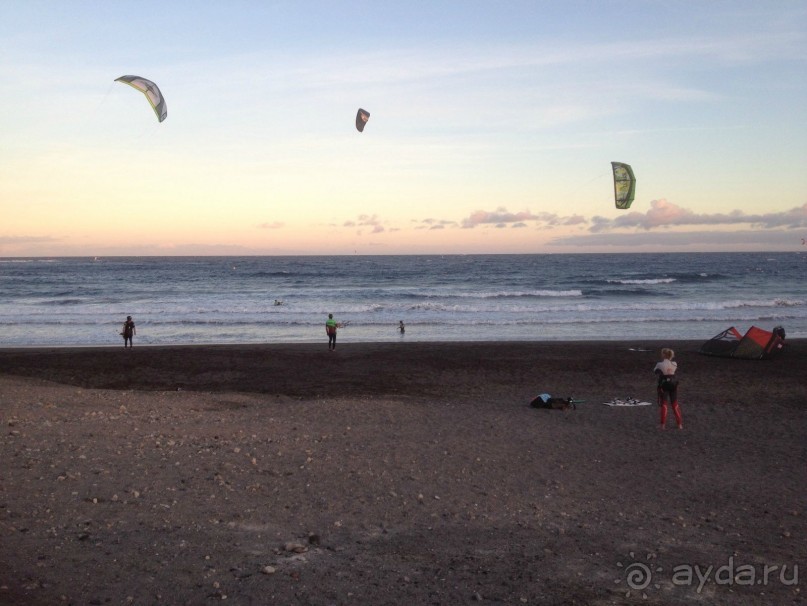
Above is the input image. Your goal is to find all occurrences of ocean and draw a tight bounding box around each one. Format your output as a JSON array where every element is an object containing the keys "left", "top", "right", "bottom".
[{"left": 1, "top": 253, "right": 805, "bottom": 346}]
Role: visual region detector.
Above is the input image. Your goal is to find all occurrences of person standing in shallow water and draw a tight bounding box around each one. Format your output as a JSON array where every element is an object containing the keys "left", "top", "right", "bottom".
[
  {"left": 654, "top": 347, "right": 682, "bottom": 429},
  {"left": 325, "top": 313, "right": 340, "bottom": 351},
  {"left": 122, "top": 316, "right": 136, "bottom": 348}
]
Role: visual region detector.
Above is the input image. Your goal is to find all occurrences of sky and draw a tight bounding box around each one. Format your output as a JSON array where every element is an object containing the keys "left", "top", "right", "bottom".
[{"left": 1, "top": 1, "right": 806, "bottom": 256}]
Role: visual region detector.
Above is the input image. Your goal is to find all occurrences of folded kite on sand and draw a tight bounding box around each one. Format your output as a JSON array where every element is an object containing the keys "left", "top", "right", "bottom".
[
  {"left": 604, "top": 397, "right": 652, "bottom": 407},
  {"left": 530, "top": 394, "right": 584, "bottom": 410}
]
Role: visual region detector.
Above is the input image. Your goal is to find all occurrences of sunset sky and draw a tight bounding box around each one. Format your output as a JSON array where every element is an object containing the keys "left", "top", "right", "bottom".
[{"left": 1, "top": 1, "right": 805, "bottom": 255}]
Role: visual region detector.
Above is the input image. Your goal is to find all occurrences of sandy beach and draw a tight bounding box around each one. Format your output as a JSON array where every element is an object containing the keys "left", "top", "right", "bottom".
[{"left": 1, "top": 340, "right": 804, "bottom": 605}]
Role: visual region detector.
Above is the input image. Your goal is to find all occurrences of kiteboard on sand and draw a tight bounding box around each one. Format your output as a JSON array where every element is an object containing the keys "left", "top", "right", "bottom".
[{"left": 604, "top": 397, "right": 652, "bottom": 407}]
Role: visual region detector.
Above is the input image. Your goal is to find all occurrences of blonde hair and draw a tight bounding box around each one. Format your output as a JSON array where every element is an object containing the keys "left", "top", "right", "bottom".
[{"left": 661, "top": 348, "right": 675, "bottom": 360}]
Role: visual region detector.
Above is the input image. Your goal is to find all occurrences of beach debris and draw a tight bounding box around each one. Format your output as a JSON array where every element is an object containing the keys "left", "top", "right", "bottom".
[
  {"left": 283, "top": 542, "right": 308, "bottom": 554},
  {"left": 261, "top": 565, "right": 276, "bottom": 575}
]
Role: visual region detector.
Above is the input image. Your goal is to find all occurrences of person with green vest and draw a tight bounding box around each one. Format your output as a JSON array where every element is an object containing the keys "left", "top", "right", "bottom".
[{"left": 325, "top": 313, "right": 341, "bottom": 351}]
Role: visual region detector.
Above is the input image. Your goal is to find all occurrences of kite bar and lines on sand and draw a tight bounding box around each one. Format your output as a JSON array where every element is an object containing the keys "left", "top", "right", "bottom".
[{"left": 115, "top": 75, "right": 167, "bottom": 123}]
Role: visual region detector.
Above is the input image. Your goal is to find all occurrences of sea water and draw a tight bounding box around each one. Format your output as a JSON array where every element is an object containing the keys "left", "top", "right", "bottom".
[{"left": 0, "top": 253, "right": 805, "bottom": 346}]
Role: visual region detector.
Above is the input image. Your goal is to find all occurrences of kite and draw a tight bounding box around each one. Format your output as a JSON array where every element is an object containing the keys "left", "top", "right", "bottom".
[
  {"left": 115, "top": 75, "right": 167, "bottom": 122},
  {"left": 355, "top": 108, "right": 370, "bottom": 132},
  {"left": 611, "top": 162, "right": 636, "bottom": 209}
]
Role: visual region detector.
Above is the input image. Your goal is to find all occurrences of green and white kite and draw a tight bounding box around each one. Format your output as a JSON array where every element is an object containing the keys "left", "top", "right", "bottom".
[{"left": 611, "top": 162, "right": 636, "bottom": 209}]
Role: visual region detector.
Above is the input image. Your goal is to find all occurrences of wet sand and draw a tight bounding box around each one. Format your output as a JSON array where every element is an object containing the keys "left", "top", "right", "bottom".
[{"left": 1, "top": 340, "right": 805, "bottom": 605}]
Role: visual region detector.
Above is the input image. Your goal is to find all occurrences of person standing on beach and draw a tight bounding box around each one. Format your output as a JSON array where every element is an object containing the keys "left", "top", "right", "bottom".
[
  {"left": 326, "top": 313, "right": 340, "bottom": 350},
  {"left": 122, "top": 315, "right": 136, "bottom": 348},
  {"left": 654, "top": 348, "right": 682, "bottom": 429},
  {"left": 398, "top": 320, "right": 405, "bottom": 335}
]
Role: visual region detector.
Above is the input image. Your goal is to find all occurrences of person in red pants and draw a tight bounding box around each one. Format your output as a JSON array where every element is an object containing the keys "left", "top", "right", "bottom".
[{"left": 654, "top": 348, "right": 682, "bottom": 429}]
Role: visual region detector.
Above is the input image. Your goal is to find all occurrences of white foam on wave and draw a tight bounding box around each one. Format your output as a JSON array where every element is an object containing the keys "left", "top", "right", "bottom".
[
  {"left": 607, "top": 278, "right": 676, "bottom": 285},
  {"left": 773, "top": 299, "right": 805, "bottom": 307},
  {"left": 439, "top": 289, "right": 584, "bottom": 298}
]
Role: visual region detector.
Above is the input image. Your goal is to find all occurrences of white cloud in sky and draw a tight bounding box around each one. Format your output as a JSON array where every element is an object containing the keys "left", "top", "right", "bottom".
[
  {"left": 414, "top": 219, "right": 458, "bottom": 231},
  {"left": 0, "top": 235, "right": 60, "bottom": 245},
  {"left": 342, "top": 214, "right": 386, "bottom": 234},
  {"left": 155, "top": 32, "right": 786, "bottom": 129},
  {"left": 589, "top": 200, "right": 807, "bottom": 232},
  {"left": 451, "top": 201, "right": 807, "bottom": 233},
  {"left": 324, "top": 198, "right": 807, "bottom": 236},
  {"left": 461, "top": 208, "right": 586, "bottom": 229},
  {"left": 548, "top": 229, "right": 802, "bottom": 249},
  {"left": 225, "top": 31, "right": 805, "bottom": 88}
]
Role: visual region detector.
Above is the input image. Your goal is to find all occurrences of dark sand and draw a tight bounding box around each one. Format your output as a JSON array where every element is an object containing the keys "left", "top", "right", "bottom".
[{"left": 1, "top": 341, "right": 805, "bottom": 605}]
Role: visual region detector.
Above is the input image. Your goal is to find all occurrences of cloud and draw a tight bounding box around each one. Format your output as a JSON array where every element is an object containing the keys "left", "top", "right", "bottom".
[
  {"left": 185, "top": 29, "right": 805, "bottom": 92},
  {"left": 338, "top": 202, "right": 805, "bottom": 245},
  {"left": 257, "top": 221, "right": 284, "bottom": 229},
  {"left": 146, "top": 243, "right": 260, "bottom": 255},
  {"left": 590, "top": 200, "right": 807, "bottom": 232},
  {"left": 415, "top": 218, "right": 459, "bottom": 230},
  {"left": 0, "top": 241, "right": 270, "bottom": 256},
  {"left": 462, "top": 209, "right": 536, "bottom": 228},
  {"left": 461, "top": 207, "right": 587, "bottom": 229},
  {"left": 0, "top": 235, "right": 60, "bottom": 244},
  {"left": 342, "top": 214, "right": 387, "bottom": 234},
  {"left": 549, "top": 229, "right": 802, "bottom": 249},
  {"left": 0, "top": 235, "right": 62, "bottom": 255},
  {"left": 357, "top": 214, "right": 381, "bottom": 227}
]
